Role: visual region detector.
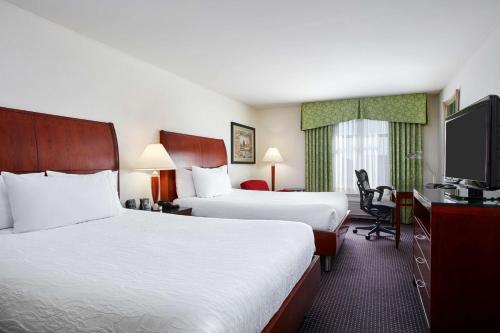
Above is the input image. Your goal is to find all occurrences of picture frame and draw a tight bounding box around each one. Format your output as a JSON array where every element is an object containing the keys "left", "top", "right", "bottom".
[
  {"left": 443, "top": 89, "right": 460, "bottom": 118},
  {"left": 231, "top": 122, "right": 256, "bottom": 164}
]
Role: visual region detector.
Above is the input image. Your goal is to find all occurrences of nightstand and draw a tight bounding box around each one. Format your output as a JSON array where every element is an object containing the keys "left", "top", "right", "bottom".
[{"left": 162, "top": 207, "right": 192, "bottom": 216}]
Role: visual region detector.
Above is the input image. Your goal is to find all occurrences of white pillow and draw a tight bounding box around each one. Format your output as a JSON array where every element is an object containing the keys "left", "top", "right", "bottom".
[
  {"left": 47, "top": 170, "right": 122, "bottom": 211},
  {"left": 176, "top": 168, "right": 196, "bottom": 198},
  {"left": 3, "top": 171, "right": 120, "bottom": 233},
  {"left": 0, "top": 172, "right": 44, "bottom": 229},
  {"left": 192, "top": 165, "right": 232, "bottom": 198}
]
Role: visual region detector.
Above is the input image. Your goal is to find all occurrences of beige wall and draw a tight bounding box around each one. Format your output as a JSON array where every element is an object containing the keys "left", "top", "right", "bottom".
[
  {"left": 256, "top": 95, "right": 440, "bottom": 189},
  {"left": 256, "top": 106, "right": 304, "bottom": 190},
  {"left": 0, "top": 0, "right": 257, "bottom": 202}
]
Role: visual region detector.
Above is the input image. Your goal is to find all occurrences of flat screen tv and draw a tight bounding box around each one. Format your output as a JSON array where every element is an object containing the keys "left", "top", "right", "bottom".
[{"left": 445, "top": 95, "right": 500, "bottom": 190}]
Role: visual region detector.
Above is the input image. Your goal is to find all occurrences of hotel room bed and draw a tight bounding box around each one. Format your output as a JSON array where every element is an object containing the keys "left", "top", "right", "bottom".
[
  {"left": 174, "top": 188, "right": 349, "bottom": 231},
  {"left": 0, "top": 210, "right": 315, "bottom": 333},
  {"left": 0, "top": 106, "right": 321, "bottom": 333},
  {"left": 160, "top": 131, "right": 352, "bottom": 271}
]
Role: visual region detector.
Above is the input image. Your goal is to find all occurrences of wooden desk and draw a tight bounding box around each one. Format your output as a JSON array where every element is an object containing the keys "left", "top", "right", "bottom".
[{"left": 392, "top": 189, "right": 413, "bottom": 248}]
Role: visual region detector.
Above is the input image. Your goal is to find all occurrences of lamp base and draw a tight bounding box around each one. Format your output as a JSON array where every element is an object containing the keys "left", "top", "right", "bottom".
[
  {"left": 271, "top": 164, "right": 275, "bottom": 191},
  {"left": 151, "top": 170, "right": 160, "bottom": 204}
]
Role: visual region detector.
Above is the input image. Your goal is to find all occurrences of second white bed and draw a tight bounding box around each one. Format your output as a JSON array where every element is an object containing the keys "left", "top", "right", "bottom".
[{"left": 175, "top": 189, "right": 349, "bottom": 231}]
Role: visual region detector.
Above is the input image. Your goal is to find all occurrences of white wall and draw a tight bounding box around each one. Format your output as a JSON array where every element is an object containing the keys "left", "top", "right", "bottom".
[
  {"left": 256, "top": 106, "right": 304, "bottom": 190},
  {"left": 256, "top": 95, "right": 440, "bottom": 189},
  {"left": 423, "top": 94, "right": 440, "bottom": 183},
  {"left": 438, "top": 25, "right": 500, "bottom": 178},
  {"left": 0, "top": 0, "right": 257, "bottom": 202}
]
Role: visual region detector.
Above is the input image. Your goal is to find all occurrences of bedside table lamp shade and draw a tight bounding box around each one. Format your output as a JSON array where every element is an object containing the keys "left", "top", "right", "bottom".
[
  {"left": 263, "top": 147, "right": 283, "bottom": 191},
  {"left": 137, "top": 144, "right": 176, "bottom": 203}
]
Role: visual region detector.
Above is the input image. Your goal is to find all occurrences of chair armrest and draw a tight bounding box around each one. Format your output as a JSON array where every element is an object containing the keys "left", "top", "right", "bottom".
[
  {"left": 376, "top": 185, "right": 393, "bottom": 192},
  {"left": 375, "top": 185, "right": 393, "bottom": 201}
]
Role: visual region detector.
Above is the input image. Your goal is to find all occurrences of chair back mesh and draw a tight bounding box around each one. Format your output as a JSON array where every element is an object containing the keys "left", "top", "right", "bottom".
[{"left": 355, "top": 169, "right": 373, "bottom": 212}]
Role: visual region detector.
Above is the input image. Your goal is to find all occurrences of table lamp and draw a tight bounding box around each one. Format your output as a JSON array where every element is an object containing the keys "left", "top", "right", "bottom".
[
  {"left": 263, "top": 147, "right": 283, "bottom": 191},
  {"left": 137, "top": 144, "right": 176, "bottom": 208}
]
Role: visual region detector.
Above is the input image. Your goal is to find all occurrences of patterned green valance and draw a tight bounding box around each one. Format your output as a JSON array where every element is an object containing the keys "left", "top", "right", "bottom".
[
  {"left": 301, "top": 98, "right": 359, "bottom": 131},
  {"left": 360, "top": 93, "right": 427, "bottom": 124},
  {"left": 301, "top": 93, "right": 426, "bottom": 130}
]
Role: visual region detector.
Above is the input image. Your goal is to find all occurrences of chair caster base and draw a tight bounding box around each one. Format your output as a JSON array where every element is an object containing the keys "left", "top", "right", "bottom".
[
  {"left": 353, "top": 229, "right": 358, "bottom": 234},
  {"left": 365, "top": 235, "right": 370, "bottom": 240}
]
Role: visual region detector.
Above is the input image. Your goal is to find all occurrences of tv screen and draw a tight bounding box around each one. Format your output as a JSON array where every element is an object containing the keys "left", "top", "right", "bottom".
[{"left": 445, "top": 102, "right": 489, "bottom": 183}]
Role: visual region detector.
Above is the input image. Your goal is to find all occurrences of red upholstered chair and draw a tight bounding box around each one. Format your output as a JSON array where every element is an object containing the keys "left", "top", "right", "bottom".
[{"left": 240, "top": 180, "right": 270, "bottom": 191}]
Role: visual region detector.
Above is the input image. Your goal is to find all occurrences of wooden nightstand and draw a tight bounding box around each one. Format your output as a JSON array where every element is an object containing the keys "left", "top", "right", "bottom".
[{"left": 162, "top": 207, "right": 192, "bottom": 216}]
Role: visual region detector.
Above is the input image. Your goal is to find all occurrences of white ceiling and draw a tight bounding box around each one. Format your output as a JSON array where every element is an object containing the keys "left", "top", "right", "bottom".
[{"left": 8, "top": 0, "right": 500, "bottom": 108}]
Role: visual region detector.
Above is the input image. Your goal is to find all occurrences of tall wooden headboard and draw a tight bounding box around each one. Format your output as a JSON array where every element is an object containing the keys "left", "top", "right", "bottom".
[
  {"left": 159, "top": 130, "right": 227, "bottom": 201},
  {"left": 0, "top": 106, "right": 119, "bottom": 185}
]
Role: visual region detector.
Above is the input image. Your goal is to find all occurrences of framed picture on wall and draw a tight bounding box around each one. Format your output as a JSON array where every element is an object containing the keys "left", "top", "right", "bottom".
[
  {"left": 231, "top": 122, "right": 255, "bottom": 164},
  {"left": 443, "top": 89, "right": 460, "bottom": 118}
]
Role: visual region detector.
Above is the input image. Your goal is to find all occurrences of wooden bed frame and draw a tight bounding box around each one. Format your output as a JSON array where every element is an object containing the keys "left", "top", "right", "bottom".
[
  {"left": 0, "top": 107, "right": 320, "bottom": 333},
  {"left": 159, "top": 130, "right": 352, "bottom": 271}
]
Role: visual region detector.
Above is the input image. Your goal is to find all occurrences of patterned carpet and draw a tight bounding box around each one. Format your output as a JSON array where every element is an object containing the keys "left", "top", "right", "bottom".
[{"left": 299, "top": 221, "right": 428, "bottom": 333}]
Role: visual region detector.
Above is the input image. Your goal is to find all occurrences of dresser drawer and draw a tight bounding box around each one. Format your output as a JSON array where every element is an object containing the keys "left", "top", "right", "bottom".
[
  {"left": 413, "top": 244, "right": 431, "bottom": 291},
  {"left": 413, "top": 262, "right": 430, "bottom": 327},
  {"left": 414, "top": 218, "right": 430, "bottom": 266}
]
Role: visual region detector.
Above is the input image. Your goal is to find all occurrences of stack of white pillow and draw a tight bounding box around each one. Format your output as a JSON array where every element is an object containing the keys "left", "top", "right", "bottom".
[
  {"left": 176, "top": 165, "right": 232, "bottom": 198},
  {"left": 0, "top": 170, "right": 122, "bottom": 233}
]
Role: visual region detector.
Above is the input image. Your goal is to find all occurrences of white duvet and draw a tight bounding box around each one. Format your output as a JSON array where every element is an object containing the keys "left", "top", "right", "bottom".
[
  {"left": 174, "top": 189, "right": 349, "bottom": 231},
  {"left": 0, "top": 210, "right": 315, "bottom": 333}
]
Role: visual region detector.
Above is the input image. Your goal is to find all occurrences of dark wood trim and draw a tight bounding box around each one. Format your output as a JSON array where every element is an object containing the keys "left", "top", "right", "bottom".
[
  {"left": 313, "top": 212, "right": 351, "bottom": 256},
  {"left": 262, "top": 255, "right": 320, "bottom": 333},
  {"left": 0, "top": 106, "right": 119, "bottom": 194},
  {"left": 159, "top": 130, "right": 228, "bottom": 201},
  {"left": 230, "top": 121, "right": 256, "bottom": 164}
]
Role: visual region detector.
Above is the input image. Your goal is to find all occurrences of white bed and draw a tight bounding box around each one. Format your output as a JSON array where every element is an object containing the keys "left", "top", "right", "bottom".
[
  {"left": 0, "top": 209, "right": 315, "bottom": 333},
  {"left": 174, "top": 189, "right": 349, "bottom": 231}
]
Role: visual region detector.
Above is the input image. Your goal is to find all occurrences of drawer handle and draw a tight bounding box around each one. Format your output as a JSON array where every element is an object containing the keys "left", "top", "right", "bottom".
[
  {"left": 415, "top": 279, "right": 426, "bottom": 288},
  {"left": 415, "top": 257, "right": 426, "bottom": 264},
  {"left": 415, "top": 234, "right": 426, "bottom": 241}
]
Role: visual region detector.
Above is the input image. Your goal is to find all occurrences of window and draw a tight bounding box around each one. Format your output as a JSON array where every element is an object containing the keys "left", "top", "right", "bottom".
[{"left": 333, "top": 119, "right": 389, "bottom": 193}]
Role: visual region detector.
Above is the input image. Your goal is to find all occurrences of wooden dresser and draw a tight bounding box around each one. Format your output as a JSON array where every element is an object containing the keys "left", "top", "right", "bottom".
[{"left": 412, "top": 189, "right": 500, "bottom": 332}]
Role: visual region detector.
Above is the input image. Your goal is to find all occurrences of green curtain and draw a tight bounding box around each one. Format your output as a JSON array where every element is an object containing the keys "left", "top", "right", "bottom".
[
  {"left": 301, "top": 98, "right": 359, "bottom": 130},
  {"left": 360, "top": 93, "right": 427, "bottom": 124},
  {"left": 301, "top": 93, "right": 426, "bottom": 130},
  {"left": 305, "top": 126, "right": 333, "bottom": 192},
  {"left": 390, "top": 122, "right": 423, "bottom": 224}
]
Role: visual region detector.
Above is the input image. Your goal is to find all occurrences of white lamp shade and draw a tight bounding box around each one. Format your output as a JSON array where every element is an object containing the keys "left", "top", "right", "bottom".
[
  {"left": 136, "top": 144, "right": 176, "bottom": 170},
  {"left": 262, "top": 147, "right": 283, "bottom": 163}
]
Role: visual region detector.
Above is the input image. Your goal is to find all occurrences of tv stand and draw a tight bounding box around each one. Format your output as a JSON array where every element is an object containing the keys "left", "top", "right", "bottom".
[{"left": 412, "top": 188, "right": 500, "bottom": 332}]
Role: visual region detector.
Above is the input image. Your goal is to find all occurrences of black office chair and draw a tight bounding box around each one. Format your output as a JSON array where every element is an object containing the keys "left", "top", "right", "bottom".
[{"left": 353, "top": 169, "right": 396, "bottom": 240}]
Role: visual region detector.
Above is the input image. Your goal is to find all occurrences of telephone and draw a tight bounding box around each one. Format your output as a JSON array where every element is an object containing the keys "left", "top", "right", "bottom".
[{"left": 158, "top": 200, "right": 179, "bottom": 212}]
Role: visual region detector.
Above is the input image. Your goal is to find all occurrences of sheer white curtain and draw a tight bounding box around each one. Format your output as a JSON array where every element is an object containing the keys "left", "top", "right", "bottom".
[{"left": 333, "top": 119, "right": 390, "bottom": 193}]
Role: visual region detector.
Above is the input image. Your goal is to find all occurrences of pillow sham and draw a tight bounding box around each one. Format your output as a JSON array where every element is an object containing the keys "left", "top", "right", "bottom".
[
  {"left": 192, "top": 165, "right": 232, "bottom": 198},
  {"left": 46, "top": 170, "right": 122, "bottom": 211},
  {"left": 175, "top": 168, "right": 196, "bottom": 198},
  {"left": 3, "top": 171, "right": 121, "bottom": 233},
  {"left": 0, "top": 172, "right": 44, "bottom": 229}
]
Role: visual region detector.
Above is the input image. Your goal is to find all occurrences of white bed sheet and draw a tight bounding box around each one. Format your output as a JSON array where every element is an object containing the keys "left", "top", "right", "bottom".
[
  {"left": 0, "top": 228, "right": 13, "bottom": 235},
  {"left": 174, "top": 189, "right": 349, "bottom": 231},
  {"left": 0, "top": 210, "right": 314, "bottom": 333}
]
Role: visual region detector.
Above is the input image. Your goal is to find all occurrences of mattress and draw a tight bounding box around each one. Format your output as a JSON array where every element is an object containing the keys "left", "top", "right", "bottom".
[
  {"left": 175, "top": 189, "right": 349, "bottom": 231},
  {"left": 0, "top": 210, "right": 315, "bottom": 333}
]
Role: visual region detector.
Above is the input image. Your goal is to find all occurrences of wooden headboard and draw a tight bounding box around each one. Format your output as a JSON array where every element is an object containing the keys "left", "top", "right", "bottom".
[
  {"left": 0, "top": 106, "right": 119, "bottom": 183},
  {"left": 159, "top": 131, "right": 227, "bottom": 201}
]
